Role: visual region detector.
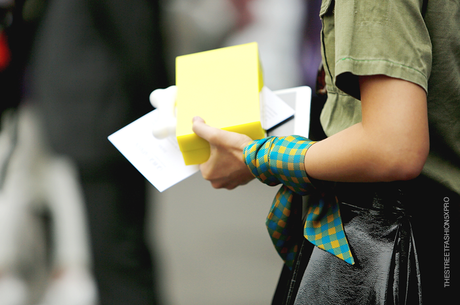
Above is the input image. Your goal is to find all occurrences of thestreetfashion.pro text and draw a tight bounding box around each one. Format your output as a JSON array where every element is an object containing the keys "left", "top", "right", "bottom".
[{"left": 444, "top": 197, "right": 451, "bottom": 288}]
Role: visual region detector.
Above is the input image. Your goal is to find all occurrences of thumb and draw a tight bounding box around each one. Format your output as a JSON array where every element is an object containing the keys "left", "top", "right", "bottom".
[{"left": 192, "top": 116, "right": 220, "bottom": 142}]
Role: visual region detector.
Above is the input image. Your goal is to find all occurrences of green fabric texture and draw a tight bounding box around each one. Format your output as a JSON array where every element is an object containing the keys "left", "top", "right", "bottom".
[{"left": 319, "top": 0, "right": 460, "bottom": 194}]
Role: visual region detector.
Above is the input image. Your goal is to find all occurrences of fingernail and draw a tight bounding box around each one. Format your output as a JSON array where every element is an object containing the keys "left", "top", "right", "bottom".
[{"left": 193, "top": 116, "right": 203, "bottom": 123}]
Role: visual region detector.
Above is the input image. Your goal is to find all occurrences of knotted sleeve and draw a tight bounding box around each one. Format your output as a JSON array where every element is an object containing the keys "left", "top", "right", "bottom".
[{"left": 244, "top": 135, "right": 354, "bottom": 268}]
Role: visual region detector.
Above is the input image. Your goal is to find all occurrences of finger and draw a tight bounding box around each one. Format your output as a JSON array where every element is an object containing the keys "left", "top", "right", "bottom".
[
  {"left": 149, "top": 85, "right": 177, "bottom": 108},
  {"left": 192, "top": 116, "right": 220, "bottom": 142}
]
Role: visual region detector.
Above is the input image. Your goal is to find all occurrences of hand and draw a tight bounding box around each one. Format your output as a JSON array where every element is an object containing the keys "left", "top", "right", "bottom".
[{"left": 192, "top": 117, "right": 255, "bottom": 189}]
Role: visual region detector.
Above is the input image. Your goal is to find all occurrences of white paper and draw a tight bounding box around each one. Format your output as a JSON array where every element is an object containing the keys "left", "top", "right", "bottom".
[
  {"left": 108, "top": 87, "right": 294, "bottom": 192},
  {"left": 261, "top": 86, "right": 295, "bottom": 130},
  {"left": 108, "top": 110, "right": 199, "bottom": 192}
]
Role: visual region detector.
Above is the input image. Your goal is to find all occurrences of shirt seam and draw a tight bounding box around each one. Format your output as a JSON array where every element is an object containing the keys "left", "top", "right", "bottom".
[{"left": 336, "top": 57, "right": 427, "bottom": 79}]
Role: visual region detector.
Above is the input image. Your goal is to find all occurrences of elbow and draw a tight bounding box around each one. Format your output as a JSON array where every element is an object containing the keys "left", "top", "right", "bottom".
[
  {"left": 383, "top": 145, "right": 429, "bottom": 181},
  {"left": 390, "top": 159, "right": 425, "bottom": 181}
]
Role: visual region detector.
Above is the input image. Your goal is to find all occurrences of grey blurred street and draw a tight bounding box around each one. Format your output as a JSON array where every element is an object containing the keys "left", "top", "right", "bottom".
[{"left": 147, "top": 173, "right": 283, "bottom": 305}]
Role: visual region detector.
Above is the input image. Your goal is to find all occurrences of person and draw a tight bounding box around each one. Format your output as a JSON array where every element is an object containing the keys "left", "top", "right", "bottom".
[
  {"left": 29, "top": 0, "right": 168, "bottom": 304},
  {"left": 190, "top": 0, "right": 460, "bottom": 304}
]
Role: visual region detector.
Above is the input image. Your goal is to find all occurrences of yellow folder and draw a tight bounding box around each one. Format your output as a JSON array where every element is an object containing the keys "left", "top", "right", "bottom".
[{"left": 175, "top": 42, "right": 266, "bottom": 165}]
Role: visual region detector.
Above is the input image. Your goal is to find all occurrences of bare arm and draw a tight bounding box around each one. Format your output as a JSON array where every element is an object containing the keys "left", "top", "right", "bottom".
[
  {"left": 304, "top": 75, "right": 429, "bottom": 182},
  {"left": 193, "top": 75, "right": 429, "bottom": 188}
]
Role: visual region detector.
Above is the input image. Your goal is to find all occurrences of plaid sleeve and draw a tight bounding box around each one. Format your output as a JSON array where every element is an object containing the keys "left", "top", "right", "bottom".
[
  {"left": 243, "top": 135, "right": 355, "bottom": 268},
  {"left": 243, "top": 135, "right": 316, "bottom": 194}
]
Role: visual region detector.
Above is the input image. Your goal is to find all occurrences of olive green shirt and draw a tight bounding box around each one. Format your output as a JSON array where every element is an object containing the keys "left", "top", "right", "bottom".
[{"left": 319, "top": 0, "right": 460, "bottom": 194}]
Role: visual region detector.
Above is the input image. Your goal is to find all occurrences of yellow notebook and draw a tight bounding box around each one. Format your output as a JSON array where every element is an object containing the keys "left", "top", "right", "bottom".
[{"left": 175, "top": 42, "right": 266, "bottom": 165}]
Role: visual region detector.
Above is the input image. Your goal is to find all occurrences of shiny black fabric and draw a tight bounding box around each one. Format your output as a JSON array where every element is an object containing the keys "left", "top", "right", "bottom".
[
  {"left": 294, "top": 185, "right": 421, "bottom": 304},
  {"left": 274, "top": 177, "right": 460, "bottom": 305}
]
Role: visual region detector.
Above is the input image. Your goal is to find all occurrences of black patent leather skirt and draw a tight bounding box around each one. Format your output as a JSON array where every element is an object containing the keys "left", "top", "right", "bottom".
[{"left": 273, "top": 176, "right": 459, "bottom": 305}]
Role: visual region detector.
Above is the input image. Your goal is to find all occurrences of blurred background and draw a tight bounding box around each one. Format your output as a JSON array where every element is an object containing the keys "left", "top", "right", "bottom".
[{"left": 0, "top": 0, "right": 322, "bottom": 304}]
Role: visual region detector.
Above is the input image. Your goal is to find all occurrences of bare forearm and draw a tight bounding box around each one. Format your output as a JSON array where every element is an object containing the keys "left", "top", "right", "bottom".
[
  {"left": 305, "top": 76, "right": 429, "bottom": 183},
  {"left": 305, "top": 123, "right": 423, "bottom": 182}
]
